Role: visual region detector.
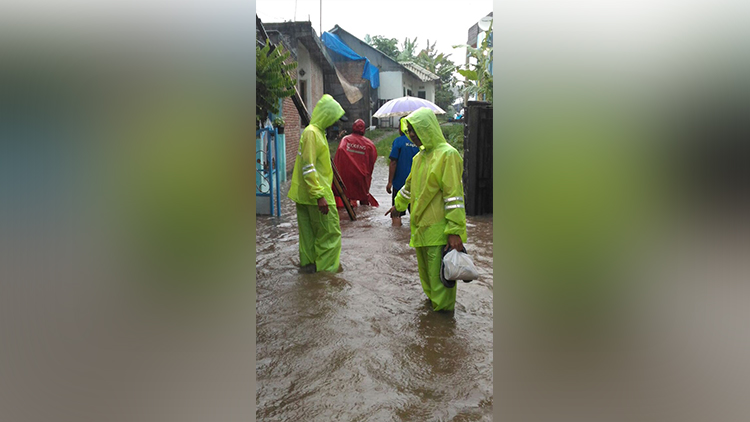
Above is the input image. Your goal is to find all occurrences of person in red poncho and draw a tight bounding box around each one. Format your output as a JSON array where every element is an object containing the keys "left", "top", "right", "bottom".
[{"left": 332, "top": 119, "right": 379, "bottom": 208}]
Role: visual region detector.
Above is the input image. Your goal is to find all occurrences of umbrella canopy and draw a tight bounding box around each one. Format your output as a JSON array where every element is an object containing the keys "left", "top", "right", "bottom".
[{"left": 372, "top": 96, "right": 445, "bottom": 118}]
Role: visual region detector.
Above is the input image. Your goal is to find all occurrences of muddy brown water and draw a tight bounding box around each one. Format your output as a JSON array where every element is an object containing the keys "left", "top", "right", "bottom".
[{"left": 256, "top": 157, "right": 493, "bottom": 421}]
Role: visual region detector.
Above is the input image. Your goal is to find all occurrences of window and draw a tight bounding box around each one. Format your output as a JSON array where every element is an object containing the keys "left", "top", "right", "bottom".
[
  {"left": 407, "top": 89, "right": 412, "bottom": 96},
  {"left": 417, "top": 91, "right": 426, "bottom": 99},
  {"left": 299, "top": 80, "right": 308, "bottom": 109}
]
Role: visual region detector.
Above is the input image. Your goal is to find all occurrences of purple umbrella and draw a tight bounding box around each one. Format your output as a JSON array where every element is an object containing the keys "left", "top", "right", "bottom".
[{"left": 372, "top": 96, "right": 446, "bottom": 118}]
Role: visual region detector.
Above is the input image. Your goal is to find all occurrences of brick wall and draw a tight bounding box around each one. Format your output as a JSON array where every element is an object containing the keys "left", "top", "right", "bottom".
[
  {"left": 338, "top": 61, "right": 366, "bottom": 85},
  {"left": 283, "top": 66, "right": 301, "bottom": 174},
  {"left": 282, "top": 97, "right": 301, "bottom": 174},
  {"left": 331, "top": 60, "right": 370, "bottom": 128}
]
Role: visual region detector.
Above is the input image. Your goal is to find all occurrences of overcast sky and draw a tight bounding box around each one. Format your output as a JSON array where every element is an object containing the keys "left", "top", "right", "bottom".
[{"left": 256, "top": 0, "right": 492, "bottom": 65}]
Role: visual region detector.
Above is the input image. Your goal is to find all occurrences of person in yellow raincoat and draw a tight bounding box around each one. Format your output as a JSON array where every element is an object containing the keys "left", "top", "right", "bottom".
[
  {"left": 288, "top": 94, "right": 346, "bottom": 272},
  {"left": 386, "top": 107, "right": 468, "bottom": 311}
]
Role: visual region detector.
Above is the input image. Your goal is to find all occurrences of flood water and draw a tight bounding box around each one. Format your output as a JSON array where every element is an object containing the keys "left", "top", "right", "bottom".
[{"left": 256, "top": 157, "right": 494, "bottom": 421}]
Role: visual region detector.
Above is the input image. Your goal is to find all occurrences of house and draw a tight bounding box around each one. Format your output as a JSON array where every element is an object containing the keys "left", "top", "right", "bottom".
[
  {"left": 325, "top": 25, "right": 441, "bottom": 128},
  {"left": 399, "top": 61, "right": 441, "bottom": 101},
  {"left": 257, "top": 17, "right": 355, "bottom": 215},
  {"left": 264, "top": 21, "right": 341, "bottom": 175}
]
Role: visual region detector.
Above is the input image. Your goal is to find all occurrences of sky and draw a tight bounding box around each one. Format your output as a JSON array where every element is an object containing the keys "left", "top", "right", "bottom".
[{"left": 256, "top": 0, "right": 492, "bottom": 66}]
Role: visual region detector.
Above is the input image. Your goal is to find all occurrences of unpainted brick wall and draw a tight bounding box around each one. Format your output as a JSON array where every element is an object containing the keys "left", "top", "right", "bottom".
[
  {"left": 283, "top": 66, "right": 301, "bottom": 174},
  {"left": 282, "top": 97, "right": 301, "bottom": 174},
  {"left": 334, "top": 61, "right": 370, "bottom": 126},
  {"left": 338, "top": 61, "right": 366, "bottom": 85}
]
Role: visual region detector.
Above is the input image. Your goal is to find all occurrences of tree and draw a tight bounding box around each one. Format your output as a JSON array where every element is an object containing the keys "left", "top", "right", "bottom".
[
  {"left": 416, "top": 40, "right": 458, "bottom": 110},
  {"left": 398, "top": 37, "right": 419, "bottom": 62},
  {"left": 453, "top": 22, "right": 493, "bottom": 103},
  {"left": 365, "top": 34, "right": 399, "bottom": 60},
  {"left": 256, "top": 39, "right": 298, "bottom": 125}
]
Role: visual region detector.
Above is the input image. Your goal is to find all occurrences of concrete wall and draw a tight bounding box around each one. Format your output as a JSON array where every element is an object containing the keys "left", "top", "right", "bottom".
[
  {"left": 414, "top": 81, "right": 436, "bottom": 103},
  {"left": 295, "top": 43, "right": 313, "bottom": 112},
  {"left": 402, "top": 72, "right": 420, "bottom": 97},
  {"left": 310, "top": 53, "right": 324, "bottom": 110},
  {"left": 401, "top": 74, "right": 436, "bottom": 103},
  {"left": 425, "top": 81, "right": 436, "bottom": 103},
  {"left": 294, "top": 43, "right": 326, "bottom": 115},
  {"left": 379, "top": 71, "right": 403, "bottom": 100}
]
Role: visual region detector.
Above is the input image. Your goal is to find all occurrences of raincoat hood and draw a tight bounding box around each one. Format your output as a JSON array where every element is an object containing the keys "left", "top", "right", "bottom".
[
  {"left": 401, "top": 107, "right": 446, "bottom": 151},
  {"left": 310, "top": 94, "right": 345, "bottom": 130},
  {"left": 393, "top": 106, "right": 467, "bottom": 249},
  {"left": 352, "top": 119, "right": 366, "bottom": 135}
]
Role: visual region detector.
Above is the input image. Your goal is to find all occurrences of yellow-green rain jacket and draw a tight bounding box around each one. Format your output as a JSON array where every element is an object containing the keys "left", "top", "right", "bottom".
[
  {"left": 395, "top": 108, "right": 468, "bottom": 247},
  {"left": 288, "top": 94, "right": 345, "bottom": 205}
]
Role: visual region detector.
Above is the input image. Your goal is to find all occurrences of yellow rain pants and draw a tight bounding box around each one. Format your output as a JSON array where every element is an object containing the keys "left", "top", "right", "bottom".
[{"left": 296, "top": 203, "right": 341, "bottom": 272}]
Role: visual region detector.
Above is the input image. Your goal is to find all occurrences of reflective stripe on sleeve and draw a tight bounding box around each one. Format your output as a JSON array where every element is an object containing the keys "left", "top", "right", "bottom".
[
  {"left": 445, "top": 204, "right": 465, "bottom": 210},
  {"left": 444, "top": 196, "right": 463, "bottom": 203},
  {"left": 399, "top": 188, "right": 411, "bottom": 199},
  {"left": 302, "top": 168, "right": 317, "bottom": 175}
]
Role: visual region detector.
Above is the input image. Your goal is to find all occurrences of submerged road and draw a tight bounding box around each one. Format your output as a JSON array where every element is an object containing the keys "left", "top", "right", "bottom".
[{"left": 256, "top": 157, "right": 493, "bottom": 421}]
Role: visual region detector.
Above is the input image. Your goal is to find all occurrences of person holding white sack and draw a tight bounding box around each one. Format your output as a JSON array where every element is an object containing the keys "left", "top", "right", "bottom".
[{"left": 385, "top": 107, "right": 468, "bottom": 312}]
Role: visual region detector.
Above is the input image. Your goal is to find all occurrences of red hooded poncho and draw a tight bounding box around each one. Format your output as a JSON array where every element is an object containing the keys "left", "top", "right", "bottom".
[{"left": 332, "top": 119, "right": 378, "bottom": 206}]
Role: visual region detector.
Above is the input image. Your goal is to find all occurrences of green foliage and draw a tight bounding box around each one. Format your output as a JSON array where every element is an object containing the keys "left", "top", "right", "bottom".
[
  {"left": 415, "top": 39, "right": 458, "bottom": 111},
  {"left": 256, "top": 40, "right": 297, "bottom": 124},
  {"left": 453, "top": 21, "right": 493, "bottom": 103},
  {"left": 398, "top": 37, "right": 419, "bottom": 62},
  {"left": 369, "top": 124, "right": 464, "bottom": 158},
  {"left": 365, "top": 34, "right": 400, "bottom": 60},
  {"left": 272, "top": 116, "right": 285, "bottom": 127},
  {"left": 441, "top": 123, "right": 464, "bottom": 156},
  {"left": 373, "top": 130, "right": 401, "bottom": 157}
]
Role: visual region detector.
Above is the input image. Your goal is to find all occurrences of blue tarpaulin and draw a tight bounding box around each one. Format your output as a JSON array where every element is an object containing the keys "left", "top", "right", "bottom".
[{"left": 321, "top": 32, "right": 379, "bottom": 89}]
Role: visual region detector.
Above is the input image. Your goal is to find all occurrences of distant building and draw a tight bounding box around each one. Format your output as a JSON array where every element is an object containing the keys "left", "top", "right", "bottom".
[
  {"left": 264, "top": 21, "right": 347, "bottom": 174},
  {"left": 326, "top": 25, "right": 441, "bottom": 128},
  {"left": 399, "top": 61, "right": 441, "bottom": 101},
  {"left": 464, "top": 12, "right": 493, "bottom": 104}
]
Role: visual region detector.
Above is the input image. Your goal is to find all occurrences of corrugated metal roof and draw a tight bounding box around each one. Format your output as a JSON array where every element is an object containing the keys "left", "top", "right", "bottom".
[{"left": 399, "top": 62, "right": 440, "bottom": 82}]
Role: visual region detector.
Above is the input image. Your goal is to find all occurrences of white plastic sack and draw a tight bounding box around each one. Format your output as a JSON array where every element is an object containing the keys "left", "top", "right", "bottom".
[{"left": 442, "top": 249, "right": 479, "bottom": 281}]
